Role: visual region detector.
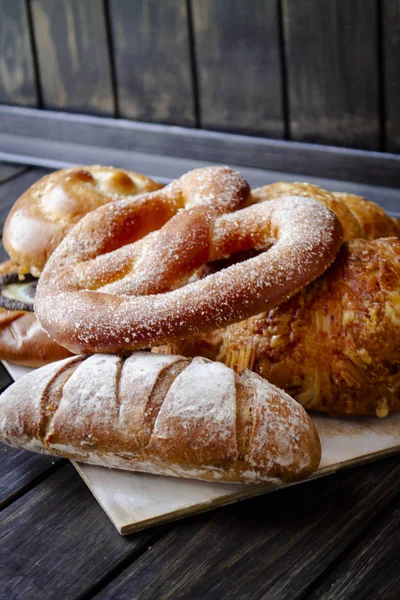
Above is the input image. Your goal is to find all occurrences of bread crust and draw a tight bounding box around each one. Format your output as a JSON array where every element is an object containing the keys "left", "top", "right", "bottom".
[
  {"left": 219, "top": 238, "right": 400, "bottom": 417},
  {"left": 251, "top": 182, "right": 399, "bottom": 241},
  {"left": 3, "top": 165, "right": 163, "bottom": 276},
  {"left": 156, "top": 187, "right": 400, "bottom": 417},
  {"left": 0, "top": 353, "right": 321, "bottom": 483},
  {"left": 0, "top": 261, "right": 72, "bottom": 367}
]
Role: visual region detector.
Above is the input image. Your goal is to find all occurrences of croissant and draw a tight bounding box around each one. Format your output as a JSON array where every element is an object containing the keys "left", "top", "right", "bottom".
[
  {"left": 0, "top": 352, "right": 321, "bottom": 483},
  {"left": 220, "top": 237, "right": 400, "bottom": 417},
  {"left": 250, "top": 183, "right": 400, "bottom": 241},
  {"left": 155, "top": 185, "right": 400, "bottom": 417}
]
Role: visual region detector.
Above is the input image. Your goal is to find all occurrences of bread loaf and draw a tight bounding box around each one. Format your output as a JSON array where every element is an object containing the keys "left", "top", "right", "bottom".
[{"left": 0, "top": 353, "right": 321, "bottom": 484}]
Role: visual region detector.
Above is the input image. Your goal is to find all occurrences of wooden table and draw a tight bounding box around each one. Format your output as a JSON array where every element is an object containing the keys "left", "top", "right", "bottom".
[{"left": 0, "top": 163, "right": 399, "bottom": 600}]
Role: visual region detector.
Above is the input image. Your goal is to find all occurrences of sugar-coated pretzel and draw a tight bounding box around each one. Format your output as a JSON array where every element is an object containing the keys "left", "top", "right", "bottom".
[{"left": 35, "top": 166, "right": 343, "bottom": 354}]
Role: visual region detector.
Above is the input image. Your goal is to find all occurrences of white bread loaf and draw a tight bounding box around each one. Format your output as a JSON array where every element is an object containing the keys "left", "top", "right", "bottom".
[{"left": 0, "top": 353, "right": 321, "bottom": 483}]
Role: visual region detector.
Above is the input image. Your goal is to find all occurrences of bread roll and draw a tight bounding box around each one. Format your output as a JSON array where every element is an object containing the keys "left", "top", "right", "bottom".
[
  {"left": 251, "top": 182, "right": 399, "bottom": 241},
  {"left": 218, "top": 237, "right": 400, "bottom": 417},
  {"left": 3, "top": 166, "right": 163, "bottom": 276},
  {"left": 0, "top": 260, "right": 72, "bottom": 366},
  {"left": 0, "top": 353, "right": 321, "bottom": 484}
]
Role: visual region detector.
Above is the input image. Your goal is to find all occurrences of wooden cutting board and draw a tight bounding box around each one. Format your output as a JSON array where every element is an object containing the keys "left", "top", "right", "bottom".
[{"left": 3, "top": 361, "right": 400, "bottom": 535}]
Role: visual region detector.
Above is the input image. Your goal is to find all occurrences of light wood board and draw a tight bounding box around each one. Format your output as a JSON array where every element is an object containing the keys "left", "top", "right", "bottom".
[{"left": 3, "top": 360, "right": 400, "bottom": 535}]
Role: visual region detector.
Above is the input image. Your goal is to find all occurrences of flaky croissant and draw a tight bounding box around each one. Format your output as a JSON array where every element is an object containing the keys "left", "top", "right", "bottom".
[
  {"left": 250, "top": 182, "right": 400, "bottom": 241},
  {"left": 219, "top": 238, "right": 400, "bottom": 417},
  {"left": 155, "top": 185, "right": 400, "bottom": 417}
]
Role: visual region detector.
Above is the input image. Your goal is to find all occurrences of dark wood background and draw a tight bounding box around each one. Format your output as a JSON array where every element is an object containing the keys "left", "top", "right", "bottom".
[{"left": 0, "top": 0, "right": 399, "bottom": 151}]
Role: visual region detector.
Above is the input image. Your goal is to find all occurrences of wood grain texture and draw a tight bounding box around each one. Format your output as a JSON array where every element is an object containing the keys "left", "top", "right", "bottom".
[
  {"left": 30, "top": 0, "right": 114, "bottom": 115},
  {"left": 0, "top": 0, "right": 38, "bottom": 106},
  {"left": 0, "top": 444, "right": 63, "bottom": 510},
  {"left": 1, "top": 127, "right": 399, "bottom": 217},
  {"left": 308, "top": 494, "right": 400, "bottom": 600},
  {"left": 191, "top": 0, "right": 284, "bottom": 137},
  {"left": 2, "top": 106, "right": 400, "bottom": 188},
  {"left": 283, "top": 0, "right": 380, "bottom": 149},
  {"left": 0, "top": 463, "right": 165, "bottom": 599},
  {"left": 0, "top": 162, "right": 26, "bottom": 184},
  {"left": 109, "top": 0, "right": 195, "bottom": 126},
  {"left": 96, "top": 458, "right": 400, "bottom": 600},
  {"left": 383, "top": 0, "right": 400, "bottom": 151},
  {"left": 0, "top": 243, "right": 9, "bottom": 262},
  {"left": 0, "top": 167, "right": 51, "bottom": 230}
]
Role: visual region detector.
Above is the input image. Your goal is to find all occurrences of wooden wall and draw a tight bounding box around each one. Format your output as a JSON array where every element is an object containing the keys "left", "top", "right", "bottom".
[{"left": 0, "top": 0, "right": 399, "bottom": 152}]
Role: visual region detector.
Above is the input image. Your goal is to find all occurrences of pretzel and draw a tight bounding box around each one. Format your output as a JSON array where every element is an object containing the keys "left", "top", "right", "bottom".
[
  {"left": 35, "top": 166, "right": 343, "bottom": 354},
  {"left": 3, "top": 165, "right": 163, "bottom": 276}
]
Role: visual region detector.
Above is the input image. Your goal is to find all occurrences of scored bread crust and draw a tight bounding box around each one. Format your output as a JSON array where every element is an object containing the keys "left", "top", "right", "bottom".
[
  {"left": 3, "top": 165, "right": 163, "bottom": 276},
  {"left": 0, "top": 260, "right": 72, "bottom": 367},
  {"left": 0, "top": 353, "right": 321, "bottom": 484}
]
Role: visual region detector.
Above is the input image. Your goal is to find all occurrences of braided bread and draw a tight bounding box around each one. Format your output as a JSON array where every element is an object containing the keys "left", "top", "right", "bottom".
[
  {"left": 0, "top": 352, "right": 321, "bottom": 483},
  {"left": 35, "top": 167, "right": 342, "bottom": 354}
]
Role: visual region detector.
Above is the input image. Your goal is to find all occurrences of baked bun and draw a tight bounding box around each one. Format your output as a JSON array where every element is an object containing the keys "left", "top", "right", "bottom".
[
  {"left": 0, "top": 260, "right": 72, "bottom": 367},
  {"left": 333, "top": 192, "right": 400, "bottom": 240},
  {"left": 3, "top": 165, "right": 163, "bottom": 276},
  {"left": 219, "top": 238, "right": 400, "bottom": 417},
  {"left": 251, "top": 182, "right": 399, "bottom": 241}
]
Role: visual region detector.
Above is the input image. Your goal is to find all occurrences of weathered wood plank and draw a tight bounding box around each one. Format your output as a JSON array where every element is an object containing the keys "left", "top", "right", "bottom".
[
  {"left": 96, "top": 458, "right": 400, "bottom": 600},
  {"left": 307, "top": 493, "right": 400, "bottom": 600},
  {"left": 192, "top": 0, "right": 284, "bottom": 137},
  {"left": 0, "top": 243, "right": 9, "bottom": 262},
  {"left": 0, "top": 162, "right": 26, "bottom": 184},
  {"left": 0, "top": 0, "right": 38, "bottom": 106},
  {"left": 0, "top": 162, "right": 31, "bottom": 238},
  {"left": 0, "top": 167, "right": 51, "bottom": 231},
  {"left": 0, "top": 444, "right": 63, "bottom": 510},
  {"left": 1, "top": 136, "right": 399, "bottom": 217},
  {"left": 283, "top": 0, "right": 380, "bottom": 149},
  {"left": 109, "top": 0, "right": 195, "bottom": 126},
  {"left": 2, "top": 106, "right": 400, "bottom": 188},
  {"left": 383, "top": 0, "right": 400, "bottom": 152},
  {"left": 0, "top": 463, "right": 166, "bottom": 599},
  {"left": 30, "top": 0, "right": 114, "bottom": 115}
]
